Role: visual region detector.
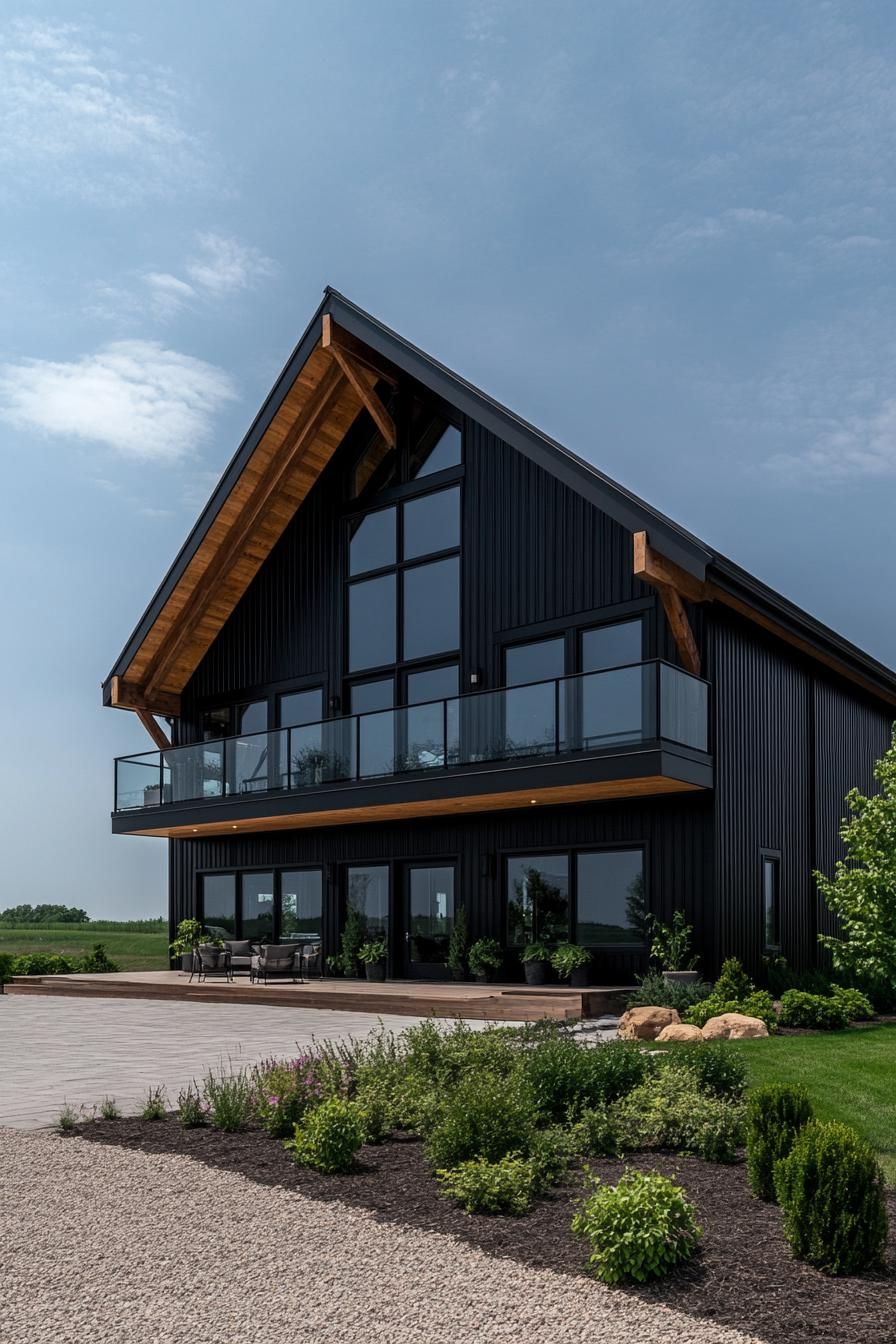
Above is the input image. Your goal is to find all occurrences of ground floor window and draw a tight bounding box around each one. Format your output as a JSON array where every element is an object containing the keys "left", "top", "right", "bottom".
[
  {"left": 407, "top": 864, "right": 455, "bottom": 967},
  {"left": 346, "top": 864, "right": 390, "bottom": 939},
  {"left": 761, "top": 851, "right": 781, "bottom": 951},
  {"left": 200, "top": 868, "right": 323, "bottom": 944},
  {"left": 505, "top": 847, "right": 646, "bottom": 947}
]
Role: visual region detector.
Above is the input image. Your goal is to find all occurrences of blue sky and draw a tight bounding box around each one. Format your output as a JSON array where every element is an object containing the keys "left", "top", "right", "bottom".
[{"left": 2, "top": 2, "right": 896, "bottom": 918}]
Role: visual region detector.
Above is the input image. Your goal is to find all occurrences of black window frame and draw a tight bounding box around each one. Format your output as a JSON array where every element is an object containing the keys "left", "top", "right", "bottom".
[
  {"left": 502, "top": 843, "right": 649, "bottom": 949},
  {"left": 761, "top": 849, "right": 782, "bottom": 953},
  {"left": 197, "top": 864, "right": 327, "bottom": 949}
]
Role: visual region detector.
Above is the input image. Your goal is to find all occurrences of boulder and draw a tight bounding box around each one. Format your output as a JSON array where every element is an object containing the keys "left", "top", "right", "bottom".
[
  {"left": 617, "top": 1006, "right": 680, "bottom": 1041},
  {"left": 702, "top": 1013, "right": 769, "bottom": 1041},
  {"left": 655, "top": 1023, "right": 705, "bottom": 1043}
]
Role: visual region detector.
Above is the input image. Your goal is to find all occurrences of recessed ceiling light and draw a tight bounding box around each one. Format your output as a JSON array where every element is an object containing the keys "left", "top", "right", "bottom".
[
  {"left": 232, "top": 824, "right": 238, "bottom": 829},
  {"left": 530, "top": 798, "right": 537, "bottom": 805}
]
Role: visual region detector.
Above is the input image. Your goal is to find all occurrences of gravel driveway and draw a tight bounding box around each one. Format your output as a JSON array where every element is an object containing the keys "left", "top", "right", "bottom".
[{"left": 0, "top": 1129, "right": 763, "bottom": 1344}]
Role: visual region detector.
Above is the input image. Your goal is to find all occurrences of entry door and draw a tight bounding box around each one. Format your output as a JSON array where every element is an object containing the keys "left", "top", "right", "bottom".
[{"left": 403, "top": 863, "right": 456, "bottom": 979}]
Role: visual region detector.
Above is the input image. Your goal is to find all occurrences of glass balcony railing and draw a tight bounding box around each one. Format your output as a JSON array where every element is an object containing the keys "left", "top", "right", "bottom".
[{"left": 113, "top": 660, "right": 709, "bottom": 812}]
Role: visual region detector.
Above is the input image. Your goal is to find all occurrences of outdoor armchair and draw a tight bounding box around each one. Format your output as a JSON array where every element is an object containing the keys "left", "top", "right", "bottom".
[
  {"left": 251, "top": 944, "right": 301, "bottom": 985},
  {"left": 190, "top": 944, "right": 233, "bottom": 984}
]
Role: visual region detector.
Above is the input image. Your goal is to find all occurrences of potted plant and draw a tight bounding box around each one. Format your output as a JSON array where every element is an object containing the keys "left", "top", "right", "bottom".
[
  {"left": 358, "top": 938, "right": 388, "bottom": 982},
  {"left": 468, "top": 937, "right": 502, "bottom": 984},
  {"left": 339, "top": 906, "right": 367, "bottom": 977},
  {"left": 521, "top": 941, "right": 551, "bottom": 986},
  {"left": 551, "top": 942, "right": 591, "bottom": 988},
  {"left": 169, "top": 918, "right": 205, "bottom": 973},
  {"left": 325, "top": 954, "right": 344, "bottom": 978},
  {"left": 648, "top": 911, "right": 700, "bottom": 984},
  {"left": 447, "top": 904, "right": 469, "bottom": 981}
]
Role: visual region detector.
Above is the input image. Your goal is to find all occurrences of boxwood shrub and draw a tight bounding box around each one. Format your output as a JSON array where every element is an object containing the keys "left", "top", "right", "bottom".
[
  {"left": 745, "top": 1083, "right": 813, "bottom": 1201},
  {"left": 774, "top": 1121, "right": 888, "bottom": 1275},
  {"left": 286, "top": 1097, "right": 366, "bottom": 1174},
  {"left": 778, "top": 991, "right": 849, "bottom": 1031}
]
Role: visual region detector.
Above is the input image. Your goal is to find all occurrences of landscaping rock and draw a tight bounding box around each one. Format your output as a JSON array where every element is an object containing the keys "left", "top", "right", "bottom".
[
  {"left": 702, "top": 1013, "right": 769, "bottom": 1040},
  {"left": 617, "top": 1006, "right": 680, "bottom": 1040},
  {"left": 656, "top": 1023, "right": 705, "bottom": 1043}
]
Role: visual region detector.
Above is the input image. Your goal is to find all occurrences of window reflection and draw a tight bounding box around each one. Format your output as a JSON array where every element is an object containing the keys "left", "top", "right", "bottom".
[
  {"left": 506, "top": 855, "right": 570, "bottom": 946},
  {"left": 576, "top": 851, "right": 646, "bottom": 945}
]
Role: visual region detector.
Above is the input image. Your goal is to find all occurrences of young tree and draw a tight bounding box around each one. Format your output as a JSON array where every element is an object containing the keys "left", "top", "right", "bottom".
[{"left": 816, "top": 728, "right": 896, "bottom": 994}]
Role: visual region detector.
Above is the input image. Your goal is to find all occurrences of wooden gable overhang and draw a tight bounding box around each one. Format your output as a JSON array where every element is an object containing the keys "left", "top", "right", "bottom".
[{"left": 104, "top": 288, "right": 896, "bottom": 739}]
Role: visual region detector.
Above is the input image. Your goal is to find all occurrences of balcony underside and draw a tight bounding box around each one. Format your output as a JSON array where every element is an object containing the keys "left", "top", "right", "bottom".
[{"left": 112, "top": 745, "right": 712, "bottom": 838}]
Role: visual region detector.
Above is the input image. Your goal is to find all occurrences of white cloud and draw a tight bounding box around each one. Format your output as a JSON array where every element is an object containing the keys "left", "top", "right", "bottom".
[
  {"left": 0, "top": 341, "right": 237, "bottom": 462},
  {"left": 143, "top": 272, "right": 198, "bottom": 319},
  {"left": 768, "top": 400, "right": 896, "bottom": 483},
  {"left": 0, "top": 19, "right": 209, "bottom": 203},
  {"left": 185, "top": 233, "right": 276, "bottom": 296}
]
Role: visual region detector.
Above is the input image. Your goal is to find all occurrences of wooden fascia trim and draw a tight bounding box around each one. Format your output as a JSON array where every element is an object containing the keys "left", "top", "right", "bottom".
[
  {"left": 141, "top": 360, "right": 347, "bottom": 699},
  {"left": 110, "top": 676, "right": 181, "bottom": 719},
  {"left": 633, "top": 531, "right": 703, "bottom": 676},
  {"left": 136, "top": 708, "right": 172, "bottom": 751}
]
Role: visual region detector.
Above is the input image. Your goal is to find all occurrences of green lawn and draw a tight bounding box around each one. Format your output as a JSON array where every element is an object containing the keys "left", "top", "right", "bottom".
[
  {"left": 0, "top": 922, "right": 168, "bottom": 972},
  {"left": 729, "top": 1025, "right": 896, "bottom": 1184}
]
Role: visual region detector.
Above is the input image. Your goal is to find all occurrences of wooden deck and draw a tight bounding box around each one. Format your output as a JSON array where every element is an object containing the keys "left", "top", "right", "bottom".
[{"left": 4, "top": 971, "right": 632, "bottom": 1022}]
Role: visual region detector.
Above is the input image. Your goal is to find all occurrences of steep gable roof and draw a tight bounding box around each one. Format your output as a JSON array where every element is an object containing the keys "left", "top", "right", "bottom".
[{"left": 103, "top": 288, "right": 896, "bottom": 715}]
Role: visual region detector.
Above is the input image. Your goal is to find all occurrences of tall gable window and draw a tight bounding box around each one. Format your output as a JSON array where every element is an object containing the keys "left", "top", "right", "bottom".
[
  {"left": 347, "top": 484, "right": 461, "bottom": 674},
  {"left": 410, "top": 422, "right": 461, "bottom": 478}
]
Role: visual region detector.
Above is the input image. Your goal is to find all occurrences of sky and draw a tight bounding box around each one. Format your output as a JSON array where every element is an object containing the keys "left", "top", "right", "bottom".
[{"left": 2, "top": 1, "right": 896, "bottom": 919}]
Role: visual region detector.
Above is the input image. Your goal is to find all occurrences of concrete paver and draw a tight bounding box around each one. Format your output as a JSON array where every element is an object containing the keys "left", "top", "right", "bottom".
[{"left": 0, "top": 993, "right": 465, "bottom": 1128}]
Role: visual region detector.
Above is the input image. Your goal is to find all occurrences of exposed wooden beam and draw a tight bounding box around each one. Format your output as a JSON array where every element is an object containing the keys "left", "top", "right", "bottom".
[
  {"left": 633, "top": 530, "right": 706, "bottom": 603},
  {"left": 136, "top": 708, "right": 172, "bottom": 751},
  {"left": 321, "top": 313, "right": 399, "bottom": 387},
  {"left": 142, "top": 360, "right": 347, "bottom": 699},
  {"left": 110, "top": 676, "right": 181, "bottom": 718},
  {"left": 657, "top": 585, "right": 701, "bottom": 676},
  {"left": 326, "top": 343, "right": 396, "bottom": 449}
]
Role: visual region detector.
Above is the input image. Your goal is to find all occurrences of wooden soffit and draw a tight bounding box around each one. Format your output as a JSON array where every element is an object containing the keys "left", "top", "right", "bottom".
[{"left": 112, "top": 325, "right": 393, "bottom": 717}]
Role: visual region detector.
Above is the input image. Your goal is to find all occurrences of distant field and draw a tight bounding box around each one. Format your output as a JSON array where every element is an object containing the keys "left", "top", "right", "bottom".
[{"left": 0, "top": 922, "right": 168, "bottom": 972}]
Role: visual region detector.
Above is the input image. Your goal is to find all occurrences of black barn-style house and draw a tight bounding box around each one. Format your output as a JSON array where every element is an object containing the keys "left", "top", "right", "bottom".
[{"left": 104, "top": 290, "right": 895, "bottom": 983}]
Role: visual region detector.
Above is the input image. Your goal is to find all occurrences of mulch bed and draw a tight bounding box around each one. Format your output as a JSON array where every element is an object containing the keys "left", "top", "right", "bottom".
[{"left": 75, "top": 1119, "right": 896, "bottom": 1344}]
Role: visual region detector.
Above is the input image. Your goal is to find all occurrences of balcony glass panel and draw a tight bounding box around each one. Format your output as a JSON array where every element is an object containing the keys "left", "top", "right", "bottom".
[
  {"left": 660, "top": 664, "right": 708, "bottom": 750},
  {"left": 579, "top": 663, "right": 654, "bottom": 747},
  {"left": 167, "top": 741, "right": 225, "bottom": 804},
  {"left": 116, "top": 754, "right": 161, "bottom": 811},
  {"left": 290, "top": 720, "right": 354, "bottom": 786}
]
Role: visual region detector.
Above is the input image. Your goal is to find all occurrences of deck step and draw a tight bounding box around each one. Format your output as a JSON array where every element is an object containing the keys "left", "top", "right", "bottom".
[{"left": 3, "top": 974, "right": 631, "bottom": 1021}]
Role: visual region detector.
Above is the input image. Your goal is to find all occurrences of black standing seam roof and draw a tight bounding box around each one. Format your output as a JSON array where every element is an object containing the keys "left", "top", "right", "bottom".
[{"left": 102, "top": 287, "right": 896, "bottom": 705}]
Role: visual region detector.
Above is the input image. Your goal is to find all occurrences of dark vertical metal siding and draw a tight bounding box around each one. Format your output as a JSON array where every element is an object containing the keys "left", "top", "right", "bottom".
[
  {"left": 170, "top": 792, "right": 713, "bottom": 980},
  {"left": 709, "top": 614, "right": 812, "bottom": 974},
  {"left": 813, "top": 679, "right": 892, "bottom": 942}
]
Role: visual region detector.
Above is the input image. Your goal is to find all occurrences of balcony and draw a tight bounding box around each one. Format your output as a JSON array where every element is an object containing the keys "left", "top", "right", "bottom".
[{"left": 112, "top": 660, "right": 712, "bottom": 837}]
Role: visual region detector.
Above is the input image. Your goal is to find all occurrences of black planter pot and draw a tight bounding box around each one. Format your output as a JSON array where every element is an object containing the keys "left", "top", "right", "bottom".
[
  {"left": 365, "top": 962, "right": 386, "bottom": 982},
  {"left": 524, "top": 960, "right": 547, "bottom": 986},
  {"left": 570, "top": 966, "right": 590, "bottom": 988},
  {"left": 474, "top": 970, "right": 493, "bottom": 984},
  {"left": 450, "top": 966, "right": 467, "bottom": 982}
]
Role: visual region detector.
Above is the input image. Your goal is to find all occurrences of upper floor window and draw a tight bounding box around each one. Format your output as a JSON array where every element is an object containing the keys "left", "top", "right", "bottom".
[
  {"left": 410, "top": 422, "right": 462, "bottom": 479},
  {"left": 347, "top": 485, "right": 461, "bottom": 672},
  {"left": 350, "top": 414, "right": 461, "bottom": 501}
]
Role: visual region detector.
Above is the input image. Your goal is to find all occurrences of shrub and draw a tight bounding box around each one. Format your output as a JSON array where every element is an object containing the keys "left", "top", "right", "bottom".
[
  {"left": 626, "top": 971, "right": 713, "bottom": 1013},
  {"left": 77, "top": 943, "right": 119, "bottom": 974},
  {"left": 829, "top": 985, "right": 875, "bottom": 1021},
  {"left": 357, "top": 939, "right": 387, "bottom": 965},
  {"left": 661, "top": 1041, "right": 748, "bottom": 1098},
  {"left": 774, "top": 1121, "right": 888, "bottom": 1275},
  {"left": 424, "top": 1071, "right": 538, "bottom": 1169},
  {"left": 12, "top": 953, "right": 75, "bottom": 976},
  {"left": 437, "top": 1155, "right": 537, "bottom": 1215},
  {"left": 286, "top": 1097, "right": 366, "bottom": 1173},
  {"left": 685, "top": 989, "right": 777, "bottom": 1032},
  {"left": 550, "top": 943, "right": 591, "bottom": 980},
  {"left": 57, "top": 1102, "right": 79, "bottom": 1131},
  {"left": 527, "top": 1126, "right": 573, "bottom": 1190},
  {"left": 714, "top": 957, "right": 754, "bottom": 1001},
  {"left": 339, "top": 905, "right": 367, "bottom": 975},
  {"left": 140, "top": 1085, "right": 167, "bottom": 1121},
  {"left": 203, "top": 1068, "right": 253, "bottom": 1132},
  {"left": 251, "top": 1056, "right": 329, "bottom": 1137},
  {"left": 573, "top": 1170, "right": 701, "bottom": 1283},
  {"left": 468, "top": 938, "right": 503, "bottom": 976},
  {"left": 648, "top": 910, "right": 698, "bottom": 971},
  {"left": 762, "top": 954, "right": 832, "bottom": 998},
  {"left": 745, "top": 1084, "right": 813, "bottom": 1201},
  {"left": 521, "top": 941, "right": 551, "bottom": 963},
  {"left": 176, "top": 1083, "right": 208, "bottom": 1128},
  {"left": 566, "top": 1104, "right": 620, "bottom": 1157},
  {"left": 524, "top": 1038, "right": 646, "bottom": 1122},
  {"left": 778, "top": 991, "right": 848, "bottom": 1031},
  {"left": 98, "top": 1096, "right": 121, "bottom": 1120},
  {"left": 613, "top": 1069, "right": 744, "bottom": 1163},
  {"left": 0, "top": 953, "right": 15, "bottom": 984}
]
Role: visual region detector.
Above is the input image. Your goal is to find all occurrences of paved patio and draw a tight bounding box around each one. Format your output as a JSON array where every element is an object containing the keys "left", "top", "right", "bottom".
[{"left": 0, "top": 993, "right": 468, "bottom": 1129}]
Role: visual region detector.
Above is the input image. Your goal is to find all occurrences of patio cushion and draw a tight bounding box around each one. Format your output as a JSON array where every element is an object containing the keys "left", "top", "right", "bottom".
[{"left": 225, "top": 940, "right": 253, "bottom": 959}]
